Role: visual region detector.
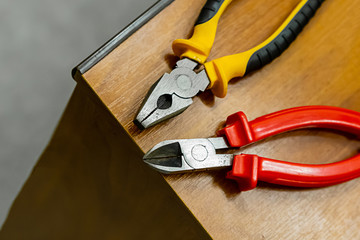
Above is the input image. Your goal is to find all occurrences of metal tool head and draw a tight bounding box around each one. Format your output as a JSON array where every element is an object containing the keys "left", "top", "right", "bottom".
[
  {"left": 134, "top": 58, "right": 210, "bottom": 129},
  {"left": 143, "top": 137, "right": 233, "bottom": 174}
]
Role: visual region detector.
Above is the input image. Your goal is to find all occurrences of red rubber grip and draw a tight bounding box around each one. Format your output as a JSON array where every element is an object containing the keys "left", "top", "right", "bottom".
[
  {"left": 227, "top": 154, "right": 360, "bottom": 191},
  {"left": 217, "top": 106, "right": 360, "bottom": 191}
]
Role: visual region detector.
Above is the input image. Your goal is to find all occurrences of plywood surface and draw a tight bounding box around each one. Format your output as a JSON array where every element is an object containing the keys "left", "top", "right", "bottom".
[{"left": 78, "top": 0, "right": 360, "bottom": 239}]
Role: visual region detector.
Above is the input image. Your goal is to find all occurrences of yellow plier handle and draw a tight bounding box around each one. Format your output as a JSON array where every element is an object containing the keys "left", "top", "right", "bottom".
[
  {"left": 173, "top": 0, "right": 324, "bottom": 97},
  {"left": 173, "top": 0, "right": 233, "bottom": 64}
]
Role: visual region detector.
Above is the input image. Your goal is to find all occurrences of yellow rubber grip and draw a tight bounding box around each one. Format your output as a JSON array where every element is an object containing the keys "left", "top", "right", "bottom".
[
  {"left": 205, "top": 0, "right": 318, "bottom": 98},
  {"left": 172, "top": 0, "right": 233, "bottom": 64}
]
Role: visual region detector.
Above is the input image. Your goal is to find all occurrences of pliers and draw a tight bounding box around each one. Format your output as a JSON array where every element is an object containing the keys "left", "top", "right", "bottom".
[
  {"left": 134, "top": 0, "right": 325, "bottom": 129},
  {"left": 143, "top": 106, "right": 360, "bottom": 191}
]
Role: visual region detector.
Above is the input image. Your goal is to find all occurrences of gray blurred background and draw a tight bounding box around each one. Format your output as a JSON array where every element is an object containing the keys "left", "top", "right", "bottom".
[{"left": 0, "top": 0, "right": 156, "bottom": 227}]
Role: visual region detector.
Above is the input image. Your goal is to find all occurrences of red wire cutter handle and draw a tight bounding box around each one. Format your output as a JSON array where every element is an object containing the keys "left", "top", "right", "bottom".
[{"left": 217, "top": 106, "right": 360, "bottom": 191}]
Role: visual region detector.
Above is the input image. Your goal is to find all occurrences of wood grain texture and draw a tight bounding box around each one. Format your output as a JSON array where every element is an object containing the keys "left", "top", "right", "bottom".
[
  {"left": 78, "top": 0, "right": 360, "bottom": 239},
  {"left": 0, "top": 85, "right": 211, "bottom": 240}
]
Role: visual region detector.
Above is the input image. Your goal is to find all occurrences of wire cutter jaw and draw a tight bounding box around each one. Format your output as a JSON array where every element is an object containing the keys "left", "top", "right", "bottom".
[
  {"left": 134, "top": 58, "right": 210, "bottom": 129},
  {"left": 143, "top": 137, "right": 232, "bottom": 174}
]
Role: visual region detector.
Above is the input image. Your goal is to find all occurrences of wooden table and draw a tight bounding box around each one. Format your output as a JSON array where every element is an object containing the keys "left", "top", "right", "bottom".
[{"left": 1, "top": 0, "right": 360, "bottom": 239}]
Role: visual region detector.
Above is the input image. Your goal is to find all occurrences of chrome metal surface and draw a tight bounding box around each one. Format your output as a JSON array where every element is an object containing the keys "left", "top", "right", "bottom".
[
  {"left": 134, "top": 58, "right": 210, "bottom": 129},
  {"left": 143, "top": 137, "right": 233, "bottom": 174}
]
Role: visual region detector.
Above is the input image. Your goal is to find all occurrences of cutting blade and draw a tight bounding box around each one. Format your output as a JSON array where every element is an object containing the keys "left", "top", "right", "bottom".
[{"left": 143, "top": 137, "right": 233, "bottom": 174}]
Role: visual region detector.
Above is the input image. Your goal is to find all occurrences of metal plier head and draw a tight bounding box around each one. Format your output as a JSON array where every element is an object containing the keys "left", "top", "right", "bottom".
[
  {"left": 143, "top": 137, "right": 232, "bottom": 174},
  {"left": 134, "top": 58, "right": 209, "bottom": 129}
]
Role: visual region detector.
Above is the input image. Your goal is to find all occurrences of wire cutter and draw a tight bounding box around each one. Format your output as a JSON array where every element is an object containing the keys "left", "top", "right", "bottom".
[
  {"left": 134, "top": 0, "right": 325, "bottom": 129},
  {"left": 143, "top": 106, "right": 360, "bottom": 191}
]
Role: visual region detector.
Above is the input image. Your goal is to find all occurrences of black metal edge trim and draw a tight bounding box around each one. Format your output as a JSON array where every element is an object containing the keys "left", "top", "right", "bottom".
[{"left": 72, "top": 0, "right": 174, "bottom": 78}]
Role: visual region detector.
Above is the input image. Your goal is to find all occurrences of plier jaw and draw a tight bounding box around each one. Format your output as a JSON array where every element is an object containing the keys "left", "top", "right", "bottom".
[
  {"left": 143, "top": 137, "right": 232, "bottom": 174},
  {"left": 134, "top": 58, "right": 210, "bottom": 129}
]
